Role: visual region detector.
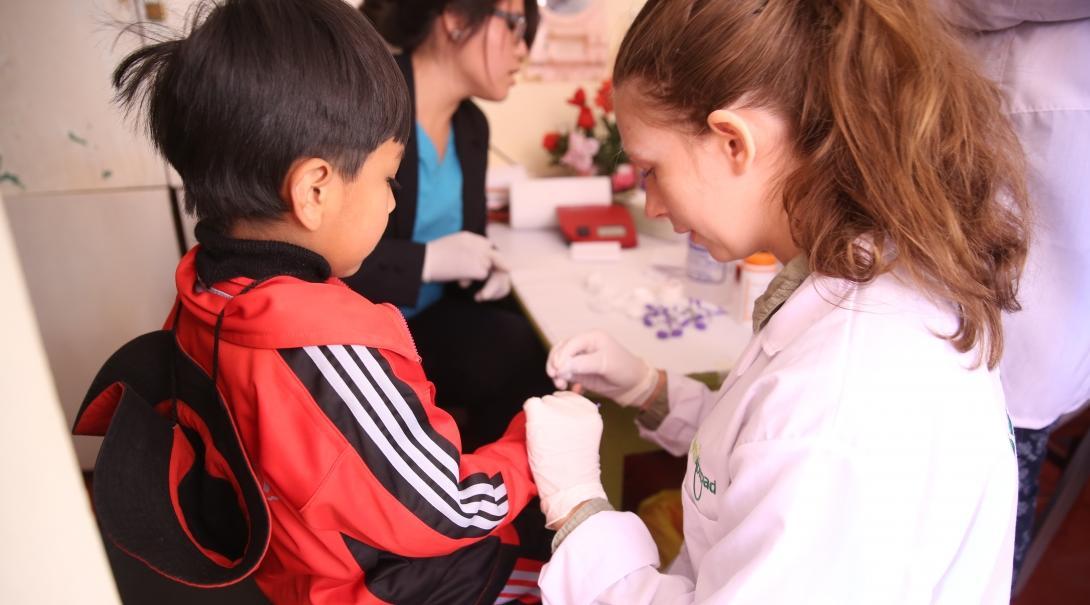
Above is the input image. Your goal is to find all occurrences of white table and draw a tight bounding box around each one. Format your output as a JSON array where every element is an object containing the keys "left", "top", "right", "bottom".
[{"left": 487, "top": 223, "right": 753, "bottom": 376}]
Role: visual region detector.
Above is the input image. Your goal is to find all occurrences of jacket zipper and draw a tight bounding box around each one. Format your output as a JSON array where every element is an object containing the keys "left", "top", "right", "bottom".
[{"left": 397, "top": 311, "right": 422, "bottom": 363}]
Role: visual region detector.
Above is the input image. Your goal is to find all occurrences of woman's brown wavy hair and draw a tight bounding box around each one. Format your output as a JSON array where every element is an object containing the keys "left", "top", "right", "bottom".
[{"left": 615, "top": 0, "right": 1029, "bottom": 368}]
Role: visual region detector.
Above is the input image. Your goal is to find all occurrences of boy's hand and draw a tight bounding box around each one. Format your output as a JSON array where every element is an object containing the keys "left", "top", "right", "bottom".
[
  {"left": 524, "top": 392, "right": 607, "bottom": 529},
  {"left": 422, "top": 231, "right": 496, "bottom": 283}
]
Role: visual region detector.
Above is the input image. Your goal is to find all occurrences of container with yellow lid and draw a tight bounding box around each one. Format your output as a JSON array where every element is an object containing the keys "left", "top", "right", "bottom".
[{"left": 737, "top": 252, "right": 780, "bottom": 321}]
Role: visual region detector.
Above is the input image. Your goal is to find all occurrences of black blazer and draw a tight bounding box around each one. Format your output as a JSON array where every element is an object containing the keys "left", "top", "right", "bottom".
[{"left": 342, "top": 53, "right": 489, "bottom": 307}]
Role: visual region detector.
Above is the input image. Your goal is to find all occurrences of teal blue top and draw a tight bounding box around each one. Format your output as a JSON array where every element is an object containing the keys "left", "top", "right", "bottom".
[{"left": 400, "top": 124, "right": 463, "bottom": 318}]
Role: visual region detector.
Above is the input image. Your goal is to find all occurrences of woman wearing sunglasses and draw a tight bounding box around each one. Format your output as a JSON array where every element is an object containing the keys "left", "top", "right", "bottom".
[{"left": 349, "top": 1, "right": 554, "bottom": 452}]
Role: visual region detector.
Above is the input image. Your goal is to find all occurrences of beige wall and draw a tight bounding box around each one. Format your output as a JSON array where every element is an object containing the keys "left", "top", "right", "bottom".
[
  {"left": 480, "top": 0, "right": 647, "bottom": 175},
  {"left": 0, "top": 193, "right": 120, "bottom": 603},
  {"left": 0, "top": 0, "right": 166, "bottom": 197}
]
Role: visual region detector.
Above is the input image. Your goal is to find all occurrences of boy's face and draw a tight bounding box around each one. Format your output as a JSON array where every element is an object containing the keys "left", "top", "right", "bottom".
[{"left": 323, "top": 139, "right": 404, "bottom": 276}]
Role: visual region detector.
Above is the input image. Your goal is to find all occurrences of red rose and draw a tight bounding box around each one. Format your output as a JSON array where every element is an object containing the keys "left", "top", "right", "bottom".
[
  {"left": 542, "top": 132, "right": 561, "bottom": 152},
  {"left": 577, "top": 106, "right": 595, "bottom": 131},
  {"left": 595, "top": 80, "right": 613, "bottom": 113},
  {"left": 567, "top": 88, "right": 587, "bottom": 107}
]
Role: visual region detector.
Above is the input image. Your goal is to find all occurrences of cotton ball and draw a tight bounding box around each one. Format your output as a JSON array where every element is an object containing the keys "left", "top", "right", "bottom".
[
  {"left": 624, "top": 298, "right": 647, "bottom": 319},
  {"left": 584, "top": 271, "right": 605, "bottom": 295},
  {"left": 588, "top": 285, "right": 620, "bottom": 313},
  {"left": 622, "top": 287, "right": 656, "bottom": 319},
  {"left": 658, "top": 280, "right": 687, "bottom": 307}
]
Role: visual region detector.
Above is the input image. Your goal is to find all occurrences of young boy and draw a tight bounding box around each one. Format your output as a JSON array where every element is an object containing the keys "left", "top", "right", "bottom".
[{"left": 82, "top": 0, "right": 546, "bottom": 602}]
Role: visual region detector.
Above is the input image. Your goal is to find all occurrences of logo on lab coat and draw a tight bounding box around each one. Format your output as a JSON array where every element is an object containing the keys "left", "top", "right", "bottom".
[{"left": 690, "top": 441, "right": 717, "bottom": 501}]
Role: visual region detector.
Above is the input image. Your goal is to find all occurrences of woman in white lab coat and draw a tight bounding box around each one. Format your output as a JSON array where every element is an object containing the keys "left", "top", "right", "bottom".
[
  {"left": 521, "top": 0, "right": 1031, "bottom": 603},
  {"left": 936, "top": 0, "right": 1090, "bottom": 584}
]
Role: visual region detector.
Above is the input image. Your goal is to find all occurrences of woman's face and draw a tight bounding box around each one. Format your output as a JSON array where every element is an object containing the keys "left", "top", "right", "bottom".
[
  {"left": 614, "top": 83, "right": 799, "bottom": 262},
  {"left": 455, "top": 0, "right": 529, "bottom": 101}
]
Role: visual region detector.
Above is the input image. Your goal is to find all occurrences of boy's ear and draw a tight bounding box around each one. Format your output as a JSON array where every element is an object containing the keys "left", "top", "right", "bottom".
[
  {"left": 283, "top": 158, "right": 336, "bottom": 232},
  {"left": 706, "top": 109, "right": 756, "bottom": 174}
]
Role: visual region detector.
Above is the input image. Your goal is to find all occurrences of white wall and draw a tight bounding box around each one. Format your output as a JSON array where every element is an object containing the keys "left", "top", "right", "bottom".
[
  {"left": 0, "top": 192, "right": 120, "bottom": 604},
  {"left": 0, "top": 0, "right": 167, "bottom": 196},
  {"left": 480, "top": 0, "right": 647, "bottom": 174}
]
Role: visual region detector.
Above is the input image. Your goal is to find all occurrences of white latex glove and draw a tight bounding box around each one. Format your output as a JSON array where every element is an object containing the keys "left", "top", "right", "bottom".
[
  {"left": 546, "top": 330, "right": 659, "bottom": 407},
  {"left": 456, "top": 250, "right": 510, "bottom": 301},
  {"left": 474, "top": 268, "right": 511, "bottom": 302},
  {"left": 422, "top": 231, "right": 494, "bottom": 283},
  {"left": 524, "top": 391, "right": 608, "bottom": 528}
]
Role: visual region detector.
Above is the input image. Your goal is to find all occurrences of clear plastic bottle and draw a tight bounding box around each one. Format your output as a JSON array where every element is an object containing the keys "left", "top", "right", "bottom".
[{"left": 686, "top": 235, "right": 727, "bottom": 282}]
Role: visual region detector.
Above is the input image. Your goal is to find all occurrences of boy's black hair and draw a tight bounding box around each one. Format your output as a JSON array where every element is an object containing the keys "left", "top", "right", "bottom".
[{"left": 114, "top": 0, "right": 412, "bottom": 226}]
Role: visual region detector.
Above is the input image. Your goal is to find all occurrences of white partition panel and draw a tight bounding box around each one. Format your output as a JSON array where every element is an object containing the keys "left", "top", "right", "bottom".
[
  {"left": 0, "top": 193, "right": 121, "bottom": 604},
  {"left": 4, "top": 188, "right": 180, "bottom": 468}
]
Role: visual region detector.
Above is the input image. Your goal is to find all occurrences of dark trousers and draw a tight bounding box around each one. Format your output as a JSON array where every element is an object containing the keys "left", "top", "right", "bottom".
[
  {"left": 1013, "top": 424, "right": 1052, "bottom": 586},
  {"left": 408, "top": 292, "right": 555, "bottom": 451}
]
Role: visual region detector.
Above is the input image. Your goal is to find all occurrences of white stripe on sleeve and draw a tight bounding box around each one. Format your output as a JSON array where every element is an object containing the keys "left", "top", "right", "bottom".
[
  {"left": 352, "top": 344, "right": 509, "bottom": 501},
  {"left": 303, "top": 346, "right": 507, "bottom": 530},
  {"left": 329, "top": 345, "right": 508, "bottom": 513}
]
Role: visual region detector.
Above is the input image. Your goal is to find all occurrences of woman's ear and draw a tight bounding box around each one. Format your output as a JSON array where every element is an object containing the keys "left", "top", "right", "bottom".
[
  {"left": 707, "top": 109, "right": 756, "bottom": 174},
  {"left": 440, "top": 8, "right": 469, "bottom": 43},
  {"left": 283, "top": 158, "right": 335, "bottom": 232}
]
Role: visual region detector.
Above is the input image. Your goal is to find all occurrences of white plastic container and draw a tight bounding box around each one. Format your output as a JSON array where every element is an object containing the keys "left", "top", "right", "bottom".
[
  {"left": 737, "top": 252, "right": 779, "bottom": 322},
  {"left": 686, "top": 235, "right": 727, "bottom": 282}
]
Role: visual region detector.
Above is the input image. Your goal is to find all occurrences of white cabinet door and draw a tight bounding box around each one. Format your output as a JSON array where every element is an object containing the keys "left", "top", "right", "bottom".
[
  {"left": 4, "top": 188, "right": 180, "bottom": 469},
  {"left": 0, "top": 0, "right": 168, "bottom": 195}
]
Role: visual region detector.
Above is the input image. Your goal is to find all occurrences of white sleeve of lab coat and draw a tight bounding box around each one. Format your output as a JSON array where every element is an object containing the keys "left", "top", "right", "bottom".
[
  {"left": 636, "top": 372, "right": 721, "bottom": 457},
  {"left": 539, "top": 511, "right": 696, "bottom": 605},
  {"left": 935, "top": 0, "right": 1090, "bottom": 31},
  {"left": 539, "top": 436, "right": 1008, "bottom": 604}
]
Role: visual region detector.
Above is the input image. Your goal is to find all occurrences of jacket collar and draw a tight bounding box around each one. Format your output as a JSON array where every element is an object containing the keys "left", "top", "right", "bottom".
[
  {"left": 725, "top": 272, "right": 856, "bottom": 383},
  {"left": 759, "top": 274, "right": 856, "bottom": 357},
  {"left": 194, "top": 221, "right": 331, "bottom": 286},
  {"left": 176, "top": 232, "right": 418, "bottom": 359},
  {"left": 751, "top": 254, "right": 811, "bottom": 332}
]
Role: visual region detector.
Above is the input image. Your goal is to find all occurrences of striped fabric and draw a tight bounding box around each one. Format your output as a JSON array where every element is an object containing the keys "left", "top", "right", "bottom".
[
  {"left": 281, "top": 344, "right": 510, "bottom": 538},
  {"left": 495, "top": 559, "right": 543, "bottom": 604}
]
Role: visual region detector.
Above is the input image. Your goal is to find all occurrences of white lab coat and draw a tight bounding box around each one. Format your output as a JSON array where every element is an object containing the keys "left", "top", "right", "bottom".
[
  {"left": 938, "top": 0, "right": 1090, "bottom": 429},
  {"left": 540, "top": 271, "right": 1017, "bottom": 604}
]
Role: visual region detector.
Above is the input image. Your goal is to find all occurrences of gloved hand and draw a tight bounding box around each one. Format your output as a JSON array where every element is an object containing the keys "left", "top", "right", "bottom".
[
  {"left": 422, "top": 231, "right": 495, "bottom": 283},
  {"left": 524, "top": 391, "right": 608, "bottom": 528},
  {"left": 546, "top": 330, "right": 659, "bottom": 407},
  {"left": 474, "top": 266, "right": 511, "bottom": 302}
]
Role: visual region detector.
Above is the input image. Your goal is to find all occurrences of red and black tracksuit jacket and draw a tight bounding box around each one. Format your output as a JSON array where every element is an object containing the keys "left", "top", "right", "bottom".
[{"left": 170, "top": 227, "right": 546, "bottom": 604}]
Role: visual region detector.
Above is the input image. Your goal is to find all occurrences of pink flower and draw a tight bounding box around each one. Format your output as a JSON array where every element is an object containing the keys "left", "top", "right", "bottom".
[
  {"left": 611, "top": 163, "right": 637, "bottom": 192},
  {"left": 560, "top": 131, "right": 601, "bottom": 176}
]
